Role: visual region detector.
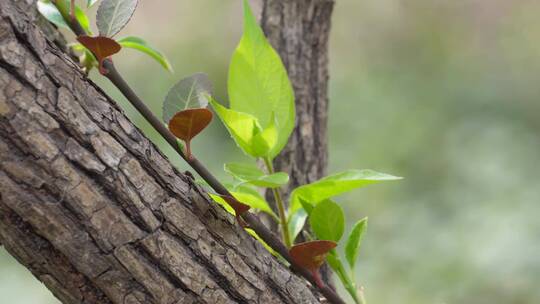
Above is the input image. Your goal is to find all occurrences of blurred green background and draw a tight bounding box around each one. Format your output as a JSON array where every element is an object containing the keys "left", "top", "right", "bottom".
[{"left": 2, "top": 0, "right": 539, "bottom": 303}]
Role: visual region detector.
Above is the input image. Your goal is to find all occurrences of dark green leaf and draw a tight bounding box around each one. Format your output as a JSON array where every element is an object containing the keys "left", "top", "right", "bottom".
[
  {"left": 117, "top": 36, "right": 173, "bottom": 72},
  {"left": 96, "top": 0, "right": 138, "bottom": 37},
  {"left": 345, "top": 217, "right": 368, "bottom": 269},
  {"left": 309, "top": 199, "right": 345, "bottom": 242},
  {"left": 163, "top": 73, "right": 212, "bottom": 124}
]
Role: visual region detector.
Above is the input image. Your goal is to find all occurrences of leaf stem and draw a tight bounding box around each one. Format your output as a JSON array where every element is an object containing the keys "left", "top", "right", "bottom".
[{"left": 263, "top": 157, "right": 292, "bottom": 247}]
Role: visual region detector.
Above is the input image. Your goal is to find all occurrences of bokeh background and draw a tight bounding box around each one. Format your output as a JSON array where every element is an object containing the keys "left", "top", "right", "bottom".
[{"left": 2, "top": 0, "right": 540, "bottom": 303}]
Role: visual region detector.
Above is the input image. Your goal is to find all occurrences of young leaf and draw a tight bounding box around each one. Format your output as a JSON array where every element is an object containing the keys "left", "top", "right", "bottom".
[
  {"left": 228, "top": 0, "right": 295, "bottom": 159},
  {"left": 232, "top": 191, "right": 277, "bottom": 219},
  {"left": 300, "top": 198, "right": 314, "bottom": 215},
  {"left": 289, "top": 240, "right": 337, "bottom": 271},
  {"left": 210, "top": 99, "right": 276, "bottom": 158},
  {"left": 76, "top": 36, "right": 121, "bottom": 74},
  {"left": 289, "top": 169, "right": 402, "bottom": 214},
  {"left": 168, "top": 108, "right": 213, "bottom": 159},
  {"left": 288, "top": 208, "right": 308, "bottom": 243},
  {"left": 224, "top": 162, "right": 289, "bottom": 188},
  {"left": 96, "top": 0, "right": 138, "bottom": 37},
  {"left": 208, "top": 194, "right": 250, "bottom": 227},
  {"left": 327, "top": 251, "right": 353, "bottom": 290},
  {"left": 209, "top": 193, "right": 235, "bottom": 215},
  {"left": 245, "top": 228, "right": 279, "bottom": 257},
  {"left": 327, "top": 250, "right": 362, "bottom": 304},
  {"left": 250, "top": 113, "right": 278, "bottom": 157},
  {"left": 117, "top": 36, "right": 173, "bottom": 72},
  {"left": 309, "top": 199, "right": 345, "bottom": 242},
  {"left": 214, "top": 194, "right": 250, "bottom": 215},
  {"left": 163, "top": 73, "right": 212, "bottom": 124},
  {"left": 38, "top": 0, "right": 92, "bottom": 33},
  {"left": 345, "top": 217, "right": 368, "bottom": 270}
]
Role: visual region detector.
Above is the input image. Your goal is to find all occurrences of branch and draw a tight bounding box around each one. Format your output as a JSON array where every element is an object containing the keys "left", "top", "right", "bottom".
[{"left": 55, "top": 4, "right": 345, "bottom": 304}]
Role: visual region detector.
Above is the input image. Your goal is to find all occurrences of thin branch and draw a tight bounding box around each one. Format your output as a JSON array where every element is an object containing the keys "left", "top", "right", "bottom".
[
  {"left": 263, "top": 157, "right": 292, "bottom": 247},
  {"left": 53, "top": 6, "right": 345, "bottom": 304}
]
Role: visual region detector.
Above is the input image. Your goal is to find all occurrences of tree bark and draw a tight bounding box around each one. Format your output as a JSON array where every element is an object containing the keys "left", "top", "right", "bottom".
[
  {"left": 260, "top": 0, "right": 335, "bottom": 283},
  {"left": 260, "top": 0, "right": 334, "bottom": 203},
  {"left": 0, "top": 1, "right": 324, "bottom": 303}
]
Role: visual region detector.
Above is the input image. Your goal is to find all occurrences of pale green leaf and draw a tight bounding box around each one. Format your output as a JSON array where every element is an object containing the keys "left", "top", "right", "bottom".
[
  {"left": 209, "top": 193, "right": 235, "bottom": 215},
  {"left": 117, "top": 36, "right": 173, "bottom": 72},
  {"left": 209, "top": 191, "right": 276, "bottom": 219},
  {"left": 327, "top": 250, "right": 353, "bottom": 290},
  {"left": 211, "top": 99, "right": 277, "bottom": 158},
  {"left": 309, "top": 199, "right": 345, "bottom": 242},
  {"left": 245, "top": 228, "right": 279, "bottom": 257},
  {"left": 327, "top": 250, "right": 361, "bottom": 303},
  {"left": 228, "top": 0, "right": 295, "bottom": 159},
  {"left": 289, "top": 169, "right": 402, "bottom": 214},
  {"left": 96, "top": 0, "right": 138, "bottom": 37},
  {"left": 88, "top": 0, "right": 100, "bottom": 7},
  {"left": 162, "top": 73, "right": 212, "bottom": 124},
  {"left": 345, "top": 217, "right": 368, "bottom": 270},
  {"left": 230, "top": 191, "right": 277, "bottom": 219},
  {"left": 288, "top": 208, "right": 308, "bottom": 243},
  {"left": 224, "top": 162, "right": 289, "bottom": 188},
  {"left": 251, "top": 112, "right": 278, "bottom": 157},
  {"left": 37, "top": 0, "right": 91, "bottom": 34}
]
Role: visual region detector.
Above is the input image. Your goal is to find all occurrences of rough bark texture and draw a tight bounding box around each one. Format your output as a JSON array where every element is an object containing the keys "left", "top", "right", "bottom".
[
  {"left": 260, "top": 0, "right": 334, "bottom": 202},
  {"left": 260, "top": 0, "right": 335, "bottom": 283},
  {"left": 0, "top": 1, "right": 324, "bottom": 303}
]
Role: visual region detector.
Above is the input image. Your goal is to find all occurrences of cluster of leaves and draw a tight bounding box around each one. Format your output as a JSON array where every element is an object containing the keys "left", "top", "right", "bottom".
[
  {"left": 38, "top": 0, "right": 171, "bottom": 74},
  {"left": 159, "top": 1, "right": 401, "bottom": 303},
  {"left": 39, "top": 0, "right": 402, "bottom": 302}
]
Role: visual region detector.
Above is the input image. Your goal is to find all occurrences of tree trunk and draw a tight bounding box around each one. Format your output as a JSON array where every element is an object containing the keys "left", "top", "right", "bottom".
[
  {"left": 260, "top": 0, "right": 334, "bottom": 202},
  {"left": 0, "top": 1, "right": 324, "bottom": 303},
  {"left": 260, "top": 0, "right": 335, "bottom": 283}
]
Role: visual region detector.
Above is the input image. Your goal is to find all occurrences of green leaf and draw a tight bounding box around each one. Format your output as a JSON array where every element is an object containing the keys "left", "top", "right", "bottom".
[
  {"left": 289, "top": 169, "right": 402, "bottom": 214},
  {"left": 227, "top": 0, "right": 295, "bottom": 159},
  {"left": 210, "top": 99, "right": 276, "bottom": 158},
  {"left": 245, "top": 228, "right": 279, "bottom": 257},
  {"left": 88, "top": 0, "right": 100, "bottom": 7},
  {"left": 251, "top": 112, "right": 278, "bottom": 157},
  {"left": 309, "top": 199, "right": 345, "bottom": 242},
  {"left": 162, "top": 73, "right": 212, "bottom": 124},
  {"left": 117, "top": 36, "right": 173, "bottom": 72},
  {"left": 327, "top": 250, "right": 353, "bottom": 290},
  {"left": 209, "top": 193, "right": 235, "bottom": 215},
  {"left": 327, "top": 250, "right": 362, "bottom": 304},
  {"left": 209, "top": 191, "right": 277, "bottom": 219},
  {"left": 345, "top": 217, "right": 368, "bottom": 270},
  {"left": 288, "top": 208, "right": 308, "bottom": 243},
  {"left": 96, "top": 0, "right": 138, "bottom": 37},
  {"left": 300, "top": 198, "right": 314, "bottom": 215},
  {"left": 287, "top": 198, "right": 315, "bottom": 242},
  {"left": 37, "top": 0, "right": 91, "bottom": 34},
  {"left": 224, "top": 162, "right": 289, "bottom": 188},
  {"left": 37, "top": 0, "right": 68, "bottom": 28}
]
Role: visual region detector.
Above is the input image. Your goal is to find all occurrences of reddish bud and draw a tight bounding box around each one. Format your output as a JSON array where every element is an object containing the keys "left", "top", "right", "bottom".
[{"left": 77, "top": 36, "right": 121, "bottom": 75}]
